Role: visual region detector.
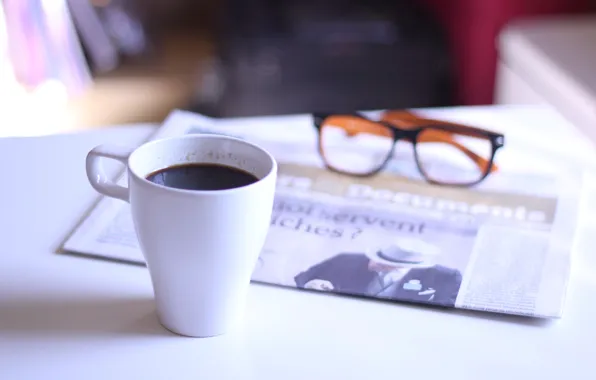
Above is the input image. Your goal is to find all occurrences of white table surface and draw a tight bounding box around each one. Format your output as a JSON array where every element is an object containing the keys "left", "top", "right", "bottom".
[{"left": 2, "top": 105, "right": 596, "bottom": 380}]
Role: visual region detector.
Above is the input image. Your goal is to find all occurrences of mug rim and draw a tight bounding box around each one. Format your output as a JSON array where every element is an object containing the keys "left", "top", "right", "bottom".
[{"left": 127, "top": 133, "right": 277, "bottom": 196}]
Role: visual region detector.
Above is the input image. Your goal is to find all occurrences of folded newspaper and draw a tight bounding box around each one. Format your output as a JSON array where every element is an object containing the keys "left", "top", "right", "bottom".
[{"left": 62, "top": 109, "right": 582, "bottom": 318}]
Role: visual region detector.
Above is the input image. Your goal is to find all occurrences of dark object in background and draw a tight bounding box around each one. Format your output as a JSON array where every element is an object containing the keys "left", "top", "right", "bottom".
[{"left": 191, "top": 0, "right": 455, "bottom": 118}]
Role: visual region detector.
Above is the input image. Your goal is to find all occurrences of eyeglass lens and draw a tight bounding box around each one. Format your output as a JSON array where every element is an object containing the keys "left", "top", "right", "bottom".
[
  {"left": 319, "top": 115, "right": 394, "bottom": 175},
  {"left": 414, "top": 128, "right": 493, "bottom": 185}
]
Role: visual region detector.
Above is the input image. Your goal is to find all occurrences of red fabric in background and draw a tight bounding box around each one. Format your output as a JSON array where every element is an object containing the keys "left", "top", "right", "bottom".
[{"left": 419, "top": 0, "right": 592, "bottom": 105}]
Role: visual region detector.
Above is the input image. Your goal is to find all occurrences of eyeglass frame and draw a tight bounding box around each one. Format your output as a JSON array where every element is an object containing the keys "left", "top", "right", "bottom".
[{"left": 312, "top": 112, "right": 505, "bottom": 187}]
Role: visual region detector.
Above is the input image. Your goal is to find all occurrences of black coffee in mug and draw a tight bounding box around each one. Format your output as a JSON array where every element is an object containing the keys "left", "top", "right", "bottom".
[{"left": 146, "top": 163, "right": 258, "bottom": 191}]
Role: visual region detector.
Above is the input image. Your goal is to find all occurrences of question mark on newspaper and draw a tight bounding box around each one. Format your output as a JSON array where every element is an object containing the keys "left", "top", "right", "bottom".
[{"left": 351, "top": 228, "right": 362, "bottom": 240}]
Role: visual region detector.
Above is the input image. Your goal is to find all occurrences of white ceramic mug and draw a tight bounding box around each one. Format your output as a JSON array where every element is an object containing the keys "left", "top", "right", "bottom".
[{"left": 85, "top": 134, "right": 277, "bottom": 337}]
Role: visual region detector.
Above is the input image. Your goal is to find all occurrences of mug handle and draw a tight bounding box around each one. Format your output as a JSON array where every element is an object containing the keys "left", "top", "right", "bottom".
[{"left": 86, "top": 144, "right": 135, "bottom": 203}]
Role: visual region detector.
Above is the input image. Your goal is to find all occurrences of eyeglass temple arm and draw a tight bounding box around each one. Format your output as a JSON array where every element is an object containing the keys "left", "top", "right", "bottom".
[{"left": 382, "top": 111, "right": 492, "bottom": 138}]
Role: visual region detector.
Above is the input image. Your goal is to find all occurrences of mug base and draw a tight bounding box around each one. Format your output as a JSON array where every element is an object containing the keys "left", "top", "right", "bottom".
[{"left": 156, "top": 310, "right": 232, "bottom": 338}]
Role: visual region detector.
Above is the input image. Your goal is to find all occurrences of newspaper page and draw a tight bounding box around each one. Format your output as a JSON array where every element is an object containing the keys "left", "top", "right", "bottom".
[{"left": 62, "top": 109, "right": 582, "bottom": 319}]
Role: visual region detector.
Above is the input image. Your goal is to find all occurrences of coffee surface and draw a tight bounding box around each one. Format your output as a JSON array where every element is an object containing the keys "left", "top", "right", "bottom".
[{"left": 146, "top": 163, "right": 258, "bottom": 191}]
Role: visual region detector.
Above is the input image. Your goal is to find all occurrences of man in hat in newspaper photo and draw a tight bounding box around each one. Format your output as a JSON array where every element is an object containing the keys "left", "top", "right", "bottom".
[{"left": 294, "top": 237, "right": 463, "bottom": 307}]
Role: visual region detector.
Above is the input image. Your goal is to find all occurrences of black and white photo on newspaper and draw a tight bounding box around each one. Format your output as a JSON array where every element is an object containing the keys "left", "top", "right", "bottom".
[{"left": 62, "top": 109, "right": 583, "bottom": 319}]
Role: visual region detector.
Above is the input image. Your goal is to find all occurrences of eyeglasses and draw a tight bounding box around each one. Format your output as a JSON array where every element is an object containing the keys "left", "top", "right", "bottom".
[{"left": 312, "top": 110, "right": 505, "bottom": 186}]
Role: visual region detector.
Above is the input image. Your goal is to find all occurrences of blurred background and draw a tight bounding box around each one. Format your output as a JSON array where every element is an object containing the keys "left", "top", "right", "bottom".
[{"left": 0, "top": 0, "right": 594, "bottom": 137}]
